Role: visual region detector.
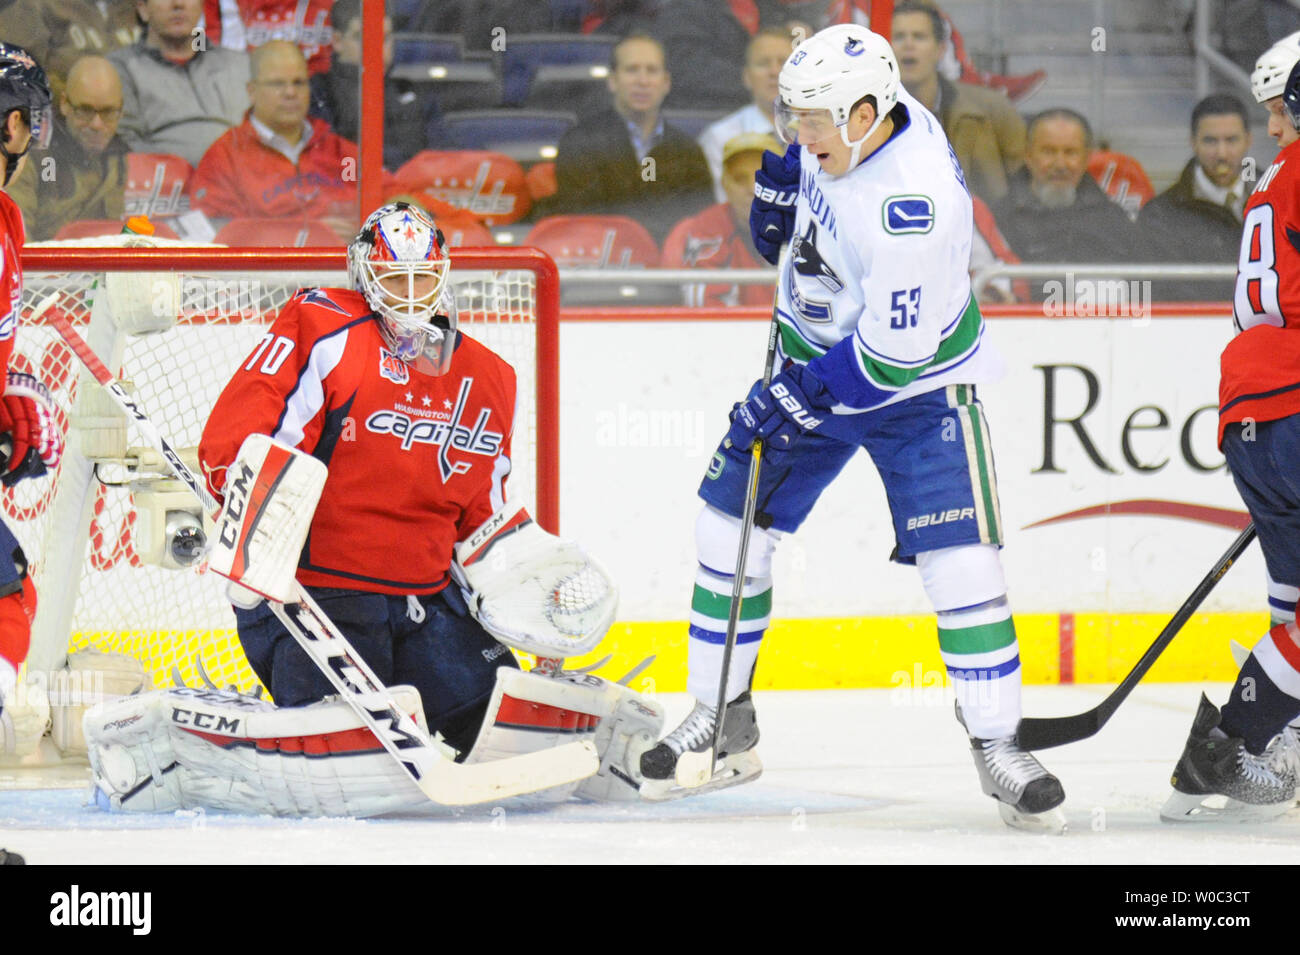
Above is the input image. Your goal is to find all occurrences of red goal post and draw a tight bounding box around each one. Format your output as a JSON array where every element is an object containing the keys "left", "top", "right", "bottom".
[{"left": 14, "top": 245, "right": 559, "bottom": 693}]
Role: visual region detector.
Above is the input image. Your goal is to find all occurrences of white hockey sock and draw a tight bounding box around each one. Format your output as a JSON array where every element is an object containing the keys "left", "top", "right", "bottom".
[
  {"left": 686, "top": 566, "right": 769, "bottom": 705},
  {"left": 1268, "top": 574, "right": 1298, "bottom": 626},
  {"left": 937, "top": 597, "right": 1021, "bottom": 739}
]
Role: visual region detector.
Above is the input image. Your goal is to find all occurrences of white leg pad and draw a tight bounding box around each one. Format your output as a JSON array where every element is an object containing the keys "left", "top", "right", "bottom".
[
  {"left": 466, "top": 668, "right": 664, "bottom": 802},
  {"left": 51, "top": 650, "right": 148, "bottom": 757},
  {"left": 85, "top": 685, "right": 433, "bottom": 817}
]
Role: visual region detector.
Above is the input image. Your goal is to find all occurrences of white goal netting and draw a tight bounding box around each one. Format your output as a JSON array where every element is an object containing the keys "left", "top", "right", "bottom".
[{"left": 11, "top": 240, "right": 556, "bottom": 694}]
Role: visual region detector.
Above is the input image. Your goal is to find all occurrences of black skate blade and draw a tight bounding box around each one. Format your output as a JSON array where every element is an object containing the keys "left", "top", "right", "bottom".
[{"left": 639, "top": 751, "right": 762, "bottom": 802}]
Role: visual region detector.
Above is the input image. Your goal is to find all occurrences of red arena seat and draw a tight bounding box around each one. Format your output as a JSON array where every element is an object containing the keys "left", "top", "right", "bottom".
[
  {"left": 54, "top": 219, "right": 179, "bottom": 240},
  {"left": 124, "top": 152, "right": 194, "bottom": 219},
  {"left": 393, "top": 150, "right": 531, "bottom": 225},
  {"left": 213, "top": 218, "right": 344, "bottom": 247}
]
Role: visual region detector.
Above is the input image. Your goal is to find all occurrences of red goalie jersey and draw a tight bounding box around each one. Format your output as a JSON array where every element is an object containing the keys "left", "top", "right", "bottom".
[
  {"left": 199, "top": 287, "right": 517, "bottom": 595},
  {"left": 1219, "top": 137, "right": 1300, "bottom": 445}
]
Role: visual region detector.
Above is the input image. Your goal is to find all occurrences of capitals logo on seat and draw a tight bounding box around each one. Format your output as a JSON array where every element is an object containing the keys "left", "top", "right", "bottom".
[
  {"left": 884, "top": 195, "right": 935, "bottom": 235},
  {"left": 378, "top": 346, "right": 409, "bottom": 385}
]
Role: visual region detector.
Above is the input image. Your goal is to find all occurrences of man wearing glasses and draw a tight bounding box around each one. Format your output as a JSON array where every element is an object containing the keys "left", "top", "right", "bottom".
[
  {"left": 7, "top": 55, "right": 128, "bottom": 241},
  {"left": 188, "top": 39, "right": 367, "bottom": 240}
]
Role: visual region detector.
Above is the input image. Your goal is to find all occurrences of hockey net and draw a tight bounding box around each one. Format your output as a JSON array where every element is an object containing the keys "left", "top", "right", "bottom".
[{"left": 12, "top": 240, "right": 559, "bottom": 696}]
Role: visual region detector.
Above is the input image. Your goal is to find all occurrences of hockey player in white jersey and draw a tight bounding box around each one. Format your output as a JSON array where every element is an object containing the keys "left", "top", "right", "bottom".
[{"left": 639, "top": 23, "right": 1066, "bottom": 831}]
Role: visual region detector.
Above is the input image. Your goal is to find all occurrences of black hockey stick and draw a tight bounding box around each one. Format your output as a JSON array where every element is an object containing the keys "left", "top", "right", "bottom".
[
  {"left": 1018, "top": 523, "right": 1256, "bottom": 750},
  {"left": 674, "top": 277, "right": 784, "bottom": 788}
]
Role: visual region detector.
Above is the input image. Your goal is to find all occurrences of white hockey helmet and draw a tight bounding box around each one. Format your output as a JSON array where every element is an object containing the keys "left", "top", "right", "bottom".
[
  {"left": 348, "top": 202, "right": 458, "bottom": 377},
  {"left": 1252, "top": 31, "right": 1300, "bottom": 103},
  {"left": 774, "top": 24, "right": 899, "bottom": 170}
]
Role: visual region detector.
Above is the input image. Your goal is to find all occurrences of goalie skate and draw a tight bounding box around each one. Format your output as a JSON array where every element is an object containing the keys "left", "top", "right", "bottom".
[
  {"left": 1160, "top": 694, "right": 1296, "bottom": 823},
  {"left": 638, "top": 692, "right": 762, "bottom": 801}
]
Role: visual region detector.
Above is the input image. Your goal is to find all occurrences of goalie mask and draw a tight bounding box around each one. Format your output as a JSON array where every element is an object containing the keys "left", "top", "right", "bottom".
[
  {"left": 348, "top": 202, "right": 458, "bottom": 377},
  {"left": 0, "top": 42, "right": 52, "bottom": 187},
  {"left": 775, "top": 24, "right": 899, "bottom": 173}
]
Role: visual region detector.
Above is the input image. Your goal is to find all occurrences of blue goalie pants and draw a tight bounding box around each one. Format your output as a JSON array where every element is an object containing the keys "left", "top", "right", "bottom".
[{"left": 235, "top": 586, "right": 518, "bottom": 755}]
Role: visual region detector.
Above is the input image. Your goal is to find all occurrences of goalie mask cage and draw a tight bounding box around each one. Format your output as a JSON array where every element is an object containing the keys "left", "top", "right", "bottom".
[{"left": 14, "top": 244, "right": 559, "bottom": 695}]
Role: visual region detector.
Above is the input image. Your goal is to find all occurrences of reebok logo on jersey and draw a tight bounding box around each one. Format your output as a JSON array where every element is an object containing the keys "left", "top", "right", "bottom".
[
  {"left": 883, "top": 196, "right": 935, "bottom": 235},
  {"left": 378, "top": 347, "right": 409, "bottom": 385},
  {"left": 906, "top": 507, "right": 974, "bottom": 531},
  {"left": 365, "top": 378, "right": 502, "bottom": 482}
]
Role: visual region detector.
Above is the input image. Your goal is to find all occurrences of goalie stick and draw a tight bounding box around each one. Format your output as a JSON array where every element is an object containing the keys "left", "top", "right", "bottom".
[
  {"left": 1017, "top": 523, "right": 1256, "bottom": 750},
  {"left": 43, "top": 295, "right": 599, "bottom": 805}
]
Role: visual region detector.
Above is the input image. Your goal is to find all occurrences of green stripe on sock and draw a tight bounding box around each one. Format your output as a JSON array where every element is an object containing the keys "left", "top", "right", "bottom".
[
  {"left": 938, "top": 618, "right": 1016, "bottom": 655},
  {"left": 692, "top": 585, "right": 772, "bottom": 621}
]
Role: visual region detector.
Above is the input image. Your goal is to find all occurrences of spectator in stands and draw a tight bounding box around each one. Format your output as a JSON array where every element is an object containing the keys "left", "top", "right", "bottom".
[
  {"left": 189, "top": 40, "right": 361, "bottom": 237},
  {"left": 8, "top": 56, "right": 128, "bottom": 241},
  {"left": 891, "top": 1, "right": 1025, "bottom": 201},
  {"left": 697, "top": 28, "right": 793, "bottom": 202},
  {"left": 311, "top": 0, "right": 445, "bottom": 169},
  {"left": 1140, "top": 93, "right": 1253, "bottom": 301},
  {"left": 547, "top": 33, "right": 713, "bottom": 243},
  {"left": 203, "top": 0, "right": 334, "bottom": 75},
  {"left": 110, "top": 0, "right": 251, "bottom": 167},
  {"left": 0, "top": 0, "right": 139, "bottom": 96},
  {"left": 989, "top": 108, "right": 1138, "bottom": 273},
  {"left": 662, "top": 132, "right": 778, "bottom": 307}
]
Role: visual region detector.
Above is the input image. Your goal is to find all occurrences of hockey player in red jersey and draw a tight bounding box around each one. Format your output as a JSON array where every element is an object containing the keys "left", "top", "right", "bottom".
[
  {"left": 1159, "top": 46, "right": 1300, "bottom": 821},
  {"left": 198, "top": 202, "right": 523, "bottom": 755},
  {"left": 0, "top": 43, "right": 63, "bottom": 756}
]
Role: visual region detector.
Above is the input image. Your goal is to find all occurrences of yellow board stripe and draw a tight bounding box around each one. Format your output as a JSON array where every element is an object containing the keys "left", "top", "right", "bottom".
[
  {"left": 560, "top": 613, "right": 1267, "bottom": 692},
  {"left": 72, "top": 612, "right": 1266, "bottom": 700}
]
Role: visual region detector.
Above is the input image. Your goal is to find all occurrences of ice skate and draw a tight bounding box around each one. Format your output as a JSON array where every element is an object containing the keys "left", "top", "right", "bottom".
[
  {"left": 956, "top": 703, "right": 1065, "bottom": 833},
  {"left": 1160, "top": 694, "right": 1296, "bottom": 822},
  {"left": 638, "top": 692, "right": 761, "bottom": 801},
  {"left": 968, "top": 732, "right": 1067, "bottom": 834}
]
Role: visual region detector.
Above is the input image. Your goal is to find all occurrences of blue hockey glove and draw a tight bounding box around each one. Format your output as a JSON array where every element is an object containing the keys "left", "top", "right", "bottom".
[
  {"left": 724, "top": 363, "right": 839, "bottom": 461},
  {"left": 749, "top": 144, "right": 801, "bottom": 265}
]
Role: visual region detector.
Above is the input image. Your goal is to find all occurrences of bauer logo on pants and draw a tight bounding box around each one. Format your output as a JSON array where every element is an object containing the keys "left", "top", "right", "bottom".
[{"left": 906, "top": 507, "right": 974, "bottom": 531}]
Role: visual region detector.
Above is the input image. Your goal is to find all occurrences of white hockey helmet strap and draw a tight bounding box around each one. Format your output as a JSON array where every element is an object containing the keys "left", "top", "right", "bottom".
[
  {"left": 776, "top": 24, "right": 899, "bottom": 172},
  {"left": 1252, "top": 31, "right": 1300, "bottom": 104}
]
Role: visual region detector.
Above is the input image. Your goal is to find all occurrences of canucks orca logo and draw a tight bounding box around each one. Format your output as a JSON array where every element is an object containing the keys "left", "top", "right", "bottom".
[
  {"left": 791, "top": 221, "right": 844, "bottom": 294},
  {"left": 786, "top": 221, "right": 842, "bottom": 325},
  {"left": 883, "top": 195, "right": 935, "bottom": 234}
]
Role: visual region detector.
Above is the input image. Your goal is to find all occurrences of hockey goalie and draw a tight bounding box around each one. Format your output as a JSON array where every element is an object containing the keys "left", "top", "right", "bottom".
[{"left": 84, "top": 203, "right": 662, "bottom": 816}]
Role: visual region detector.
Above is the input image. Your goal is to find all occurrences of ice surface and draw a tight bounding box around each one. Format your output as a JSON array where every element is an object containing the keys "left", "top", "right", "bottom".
[{"left": 3, "top": 684, "right": 1298, "bottom": 864}]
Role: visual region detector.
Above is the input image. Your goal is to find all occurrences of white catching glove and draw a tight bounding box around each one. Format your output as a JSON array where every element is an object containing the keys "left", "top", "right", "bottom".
[{"left": 454, "top": 505, "right": 619, "bottom": 660}]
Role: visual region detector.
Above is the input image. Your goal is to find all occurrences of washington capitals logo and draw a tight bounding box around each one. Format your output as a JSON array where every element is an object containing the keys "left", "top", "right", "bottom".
[
  {"left": 378, "top": 346, "right": 409, "bottom": 385},
  {"left": 364, "top": 378, "right": 503, "bottom": 482}
]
